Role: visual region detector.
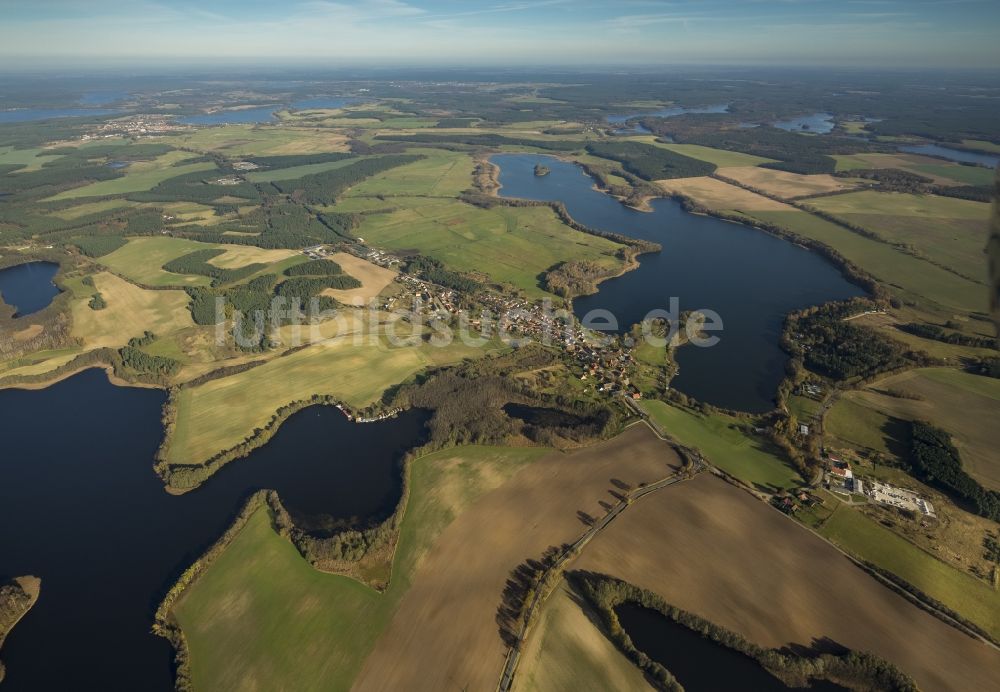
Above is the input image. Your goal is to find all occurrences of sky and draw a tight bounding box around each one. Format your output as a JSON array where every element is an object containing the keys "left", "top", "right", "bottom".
[{"left": 1, "top": 0, "right": 999, "bottom": 69}]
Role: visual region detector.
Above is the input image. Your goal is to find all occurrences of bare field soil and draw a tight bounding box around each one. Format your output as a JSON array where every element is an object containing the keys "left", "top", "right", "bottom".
[
  {"left": 575, "top": 473, "right": 1000, "bottom": 692},
  {"left": 206, "top": 245, "right": 299, "bottom": 269},
  {"left": 321, "top": 252, "right": 397, "bottom": 304},
  {"left": 656, "top": 176, "right": 791, "bottom": 212},
  {"left": 718, "top": 166, "right": 862, "bottom": 199},
  {"left": 352, "top": 426, "right": 681, "bottom": 692},
  {"left": 70, "top": 272, "right": 194, "bottom": 349},
  {"left": 513, "top": 581, "right": 653, "bottom": 692}
]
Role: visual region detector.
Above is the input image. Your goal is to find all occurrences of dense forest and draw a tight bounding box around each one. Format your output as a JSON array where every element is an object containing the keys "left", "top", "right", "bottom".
[
  {"left": 184, "top": 268, "right": 355, "bottom": 348},
  {"left": 897, "top": 323, "right": 996, "bottom": 349},
  {"left": 129, "top": 169, "right": 260, "bottom": 205},
  {"left": 72, "top": 235, "right": 128, "bottom": 258},
  {"left": 162, "top": 248, "right": 266, "bottom": 286},
  {"left": 284, "top": 259, "right": 344, "bottom": 276},
  {"left": 403, "top": 255, "right": 480, "bottom": 292},
  {"left": 177, "top": 206, "right": 358, "bottom": 250},
  {"left": 543, "top": 259, "right": 621, "bottom": 298},
  {"left": 269, "top": 155, "right": 422, "bottom": 205},
  {"left": 787, "top": 302, "right": 913, "bottom": 381},
  {"left": 392, "top": 347, "right": 621, "bottom": 450},
  {"left": 909, "top": 422, "right": 1000, "bottom": 522},
  {"left": 585, "top": 141, "right": 715, "bottom": 180},
  {"left": 664, "top": 127, "right": 880, "bottom": 175}
]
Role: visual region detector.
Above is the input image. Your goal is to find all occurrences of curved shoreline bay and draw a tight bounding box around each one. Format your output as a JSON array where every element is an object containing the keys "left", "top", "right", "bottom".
[
  {"left": 491, "top": 153, "right": 864, "bottom": 413},
  {"left": 0, "top": 369, "right": 427, "bottom": 690}
]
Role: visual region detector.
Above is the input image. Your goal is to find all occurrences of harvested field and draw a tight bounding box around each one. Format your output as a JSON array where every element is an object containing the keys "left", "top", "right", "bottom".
[
  {"left": 829, "top": 367, "right": 1000, "bottom": 491},
  {"left": 321, "top": 252, "right": 397, "bottom": 305},
  {"left": 69, "top": 272, "right": 193, "bottom": 349},
  {"left": 48, "top": 151, "right": 215, "bottom": 201},
  {"left": 748, "top": 209, "right": 986, "bottom": 314},
  {"left": 167, "top": 322, "right": 495, "bottom": 464},
  {"left": 11, "top": 324, "right": 42, "bottom": 342},
  {"left": 353, "top": 426, "right": 681, "bottom": 692},
  {"left": 718, "top": 166, "right": 863, "bottom": 199},
  {"left": 205, "top": 245, "right": 298, "bottom": 269},
  {"left": 99, "top": 237, "right": 215, "bottom": 287},
  {"left": 0, "top": 350, "right": 81, "bottom": 380},
  {"left": 513, "top": 581, "right": 652, "bottom": 692},
  {"left": 636, "top": 139, "right": 776, "bottom": 167},
  {"left": 174, "top": 445, "right": 547, "bottom": 692},
  {"left": 175, "top": 126, "right": 350, "bottom": 157},
  {"left": 805, "top": 190, "right": 990, "bottom": 281},
  {"left": 344, "top": 151, "right": 474, "bottom": 198},
  {"left": 832, "top": 153, "right": 983, "bottom": 186},
  {"left": 656, "top": 176, "right": 791, "bottom": 212},
  {"left": 575, "top": 473, "right": 1000, "bottom": 692},
  {"left": 848, "top": 311, "right": 997, "bottom": 362},
  {"left": 99, "top": 237, "right": 301, "bottom": 287}
]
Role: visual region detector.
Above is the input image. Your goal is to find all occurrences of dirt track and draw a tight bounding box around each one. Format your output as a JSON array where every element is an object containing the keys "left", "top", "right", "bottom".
[
  {"left": 352, "top": 425, "right": 681, "bottom": 692},
  {"left": 576, "top": 473, "right": 1000, "bottom": 692}
]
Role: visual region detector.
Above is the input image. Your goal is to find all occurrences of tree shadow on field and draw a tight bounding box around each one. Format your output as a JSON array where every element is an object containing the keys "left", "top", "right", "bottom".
[
  {"left": 611, "top": 478, "right": 633, "bottom": 491},
  {"left": 879, "top": 414, "right": 912, "bottom": 461},
  {"left": 495, "top": 545, "right": 565, "bottom": 648},
  {"left": 778, "top": 635, "right": 850, "bottom": 658}
]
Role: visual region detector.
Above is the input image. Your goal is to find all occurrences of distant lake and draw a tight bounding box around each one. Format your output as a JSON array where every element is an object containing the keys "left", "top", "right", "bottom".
[
  {"left": 772, "top": 112, "right": 834, "bottom": 134},
  {"left": 180, "top": 97, "right": 356, "bottom": 125},
  {"left": 290, "top": 96, "right": 355, "bottom": 110},
  {"left": 607, "top": 103, "right": 729, "bottom": 125},
  {"left": 0, "top": 369, "right": 429, "bottom": 690},
  {"left": 0, "top": 107, "right": 119, "bottom": 123},
  {"left": 492, "top": 154, "right": 864, "bottom": 413},
  {"left": 0, "top": 261, "right": 61, "bottom": 317},
  {"left": 179, "top": 106, "right": 281, "bottom": 125},
  {"left": 899, "top": 143, "right": 1000, "bottom": 168}
]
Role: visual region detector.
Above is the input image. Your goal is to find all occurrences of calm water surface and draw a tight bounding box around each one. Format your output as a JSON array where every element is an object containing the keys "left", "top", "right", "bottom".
[
  {"left": 0, "top": 369, "right": 428, "bottom": 691},
  {"left": 616, "top": 603, "right": 848, "bottom": 692},
  {"left": 772, "top": 112, "right": 835, "bottom": 134},
  {"left": 899, "top": 143, "right": 1000, "bottom": 168},
  {"left": 492, "top": 154, "right": 864, "bottom": 412},
  {"left": 180, "top": 97, "right": 355, "bottom": 124},
  {"left": 607, "top": 103, "right": 729, "bottom": 125},
  {"left": 0, "top": 261, "right": 61, "bottom": 317}
]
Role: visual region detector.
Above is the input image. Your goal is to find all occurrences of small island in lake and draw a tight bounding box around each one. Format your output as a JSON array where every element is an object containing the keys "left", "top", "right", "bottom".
[{"left": 533, "top": 163, "right": 550, "bottom": 177}]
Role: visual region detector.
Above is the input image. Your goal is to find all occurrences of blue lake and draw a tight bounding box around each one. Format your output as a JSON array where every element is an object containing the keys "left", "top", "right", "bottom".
[
  {"left": 0, "top": 369, "right": 429, "bottom": 690},
  {"left": 899, "top": 143, "right": 999, "bottom": 168},
  {"left": 180, "top": 97, "right": 356, "bottom": 125},
  {"left": 607, "top": 103, "right": 729, "bottom": 125},
  {"left": 772, "top": 112, "right": 835, "bottom": 134},
  {"left": 492, "top": 154, "right": 864, "bottom": 412},
  {"left": 179, "top": 106, "right": 280, "bottom": 125},
  {"left": 0, "top": 261, "right": 61, "bottom": 317}
]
